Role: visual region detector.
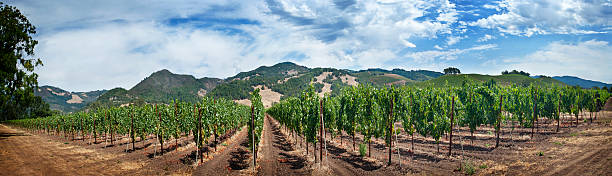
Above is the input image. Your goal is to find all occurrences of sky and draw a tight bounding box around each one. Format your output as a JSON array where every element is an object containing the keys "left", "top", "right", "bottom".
[{"left": 5, "top": 0, "right": 612, "bottom": 92}]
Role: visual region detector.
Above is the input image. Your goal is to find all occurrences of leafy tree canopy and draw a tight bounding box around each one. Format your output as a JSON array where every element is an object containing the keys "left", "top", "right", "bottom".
[
  {"left": 1, "top": 2, "right": 52, "bottom": 120},
  {"left": 502, "top": 70, "right": 530, "bottom": 77},
  {"left": 443, "top": 67, "right": 461, "bottom": 75}
]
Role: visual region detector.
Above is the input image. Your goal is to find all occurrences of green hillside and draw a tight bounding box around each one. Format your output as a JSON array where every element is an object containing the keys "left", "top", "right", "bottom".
[
  {"left": 58, "top": 62, "right": 579, "bottom": 113},
  {"left": 413, "top": 74, "right": 567, "bottom": 87},
  {"left": 129, "top": 69, "right": 222, "bottom": 103},
  {"left": 350, "top": 68, "right": 443, "bottom": 86},
  {"left": 208, "top": 64, "right": 348, "bottom": 100},
  {"left": 34, "top": 86, "right": 107, "bottom": 113},
  {"left": 85, "top": 69, "right": 223, "bottom": 110}
]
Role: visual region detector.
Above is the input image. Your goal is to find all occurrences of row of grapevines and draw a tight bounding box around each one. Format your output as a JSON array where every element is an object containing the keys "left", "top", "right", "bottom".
[
  {"left": 268, "top": 81, "right": 610, "bottom": 163},
  {"left": 7, "top": 97, "right": 251, "bottom": 157}
]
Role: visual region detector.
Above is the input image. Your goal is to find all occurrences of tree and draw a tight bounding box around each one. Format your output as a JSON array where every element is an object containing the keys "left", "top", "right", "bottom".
[
  {"left": 501, "top": 70, "right": 530, "bottom": 77},
  {"left": 444, "top": 67, "right": 461, "bottom": 75},
  {"left": 1, "top": 2, "right": 48, "bottom": 121}
]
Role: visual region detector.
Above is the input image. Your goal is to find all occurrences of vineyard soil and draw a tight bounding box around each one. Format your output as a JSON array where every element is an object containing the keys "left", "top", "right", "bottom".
[
  {"left": 1, "top": 111, "right": 611, "bottom": 175},
  {"left": 192, "top": 126, "right": 253, "bottom": 176},
  {"left": 256, "top": 115, "right": 311, "bottom": 176}
]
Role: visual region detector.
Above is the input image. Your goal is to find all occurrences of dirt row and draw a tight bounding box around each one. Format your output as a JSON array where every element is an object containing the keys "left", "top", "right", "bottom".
[
  {"left": 1, "top": 108, "right": 611, "bottom": 175},
  {"left": 0, "top": 122, "right": 255, "bottom": 176}
]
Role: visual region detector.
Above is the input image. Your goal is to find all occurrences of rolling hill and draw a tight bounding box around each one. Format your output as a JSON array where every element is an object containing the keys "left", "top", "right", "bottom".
[
  {"left": 44, "top": 62, "right": 606, "bottom": 112},
  {"left": 413, "top": 74, "right": 567, "bottom": 87},
  {"left": 84, "top": 69, "right": 223, "bottom": 110},
  {"left": 551, "top": 76, "right": 611, "bottom": 88},
  {"left": 82, "top": 62, "right": 444, "bottom": 109},
  {"left": 34, "top": 86, "right": 107, "bottom": 113}
]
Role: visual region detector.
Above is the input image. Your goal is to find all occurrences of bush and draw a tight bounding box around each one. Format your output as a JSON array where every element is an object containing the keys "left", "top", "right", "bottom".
[
  {"left": 359, "top": 143, "right": 367, "bottom": 157},
  {"left": 462, "top": 160, "right": 475, "bottom": 175}
]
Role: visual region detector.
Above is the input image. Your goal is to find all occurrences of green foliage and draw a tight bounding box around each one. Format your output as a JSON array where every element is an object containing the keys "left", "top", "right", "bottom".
[
  {"left": 462, "top": 160, "right": 475, "bottom": 175},
  {"left": 248, "top": 89, "right": 264, "bottom": 152},
  {"left": 0, "top": 2, "right": 52, "bottom": 121},
  {"left": 209, "top": 80, "right": 252, "bottom": 100},
  {"left": 268, "top": 76, "right": 598, "bottom": 163},
  {"left": 415, "top": 74, "right": 566, "bottom": 88},
  {"left": 443, "top": 67, "right": 461, "bottom": 75},
  {"left": 6, "top": 97, "right": 249, "bottom": 153},
  {"left": 502, "top": 70, "right": 531, "bottom": 76},
  {"left": 359, "top": 143, "right": 367, "bottom": 157}
]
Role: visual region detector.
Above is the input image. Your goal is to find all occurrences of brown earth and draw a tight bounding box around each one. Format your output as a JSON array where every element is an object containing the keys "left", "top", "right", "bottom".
[
  {"left": 324, "top": 111, "right": 612, "bottom": 176},
  {"left": 256, "top": 115, "right": 311, "bottom": 176},
  {"left": 0, "top": 124, "right": 147, "bottom": 176},
  {"left": 192, "top": 126, "right": 254, "bottom": 176},
  {"left": 1, "top": 109, "right": 611, "bottom": 176},
  {"left": 604, "top": 97, "right": 612, "bottom": 111}
]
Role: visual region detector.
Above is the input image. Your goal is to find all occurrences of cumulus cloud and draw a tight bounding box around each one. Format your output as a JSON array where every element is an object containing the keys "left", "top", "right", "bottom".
[
  {"left": 470, "top": 0, "right": 612, "bottom": 36},
  {"left": 36, "top": 22, "right": 262, "bottom": 91},
  {"left": 7, "top": 0, "right": 609, "bottom": 91},
  {"left": 505, "top": 40, "right": 612, "bottom": 83},
  {"left": 9, "top": 0, "right": 472, "bottom": 91}
]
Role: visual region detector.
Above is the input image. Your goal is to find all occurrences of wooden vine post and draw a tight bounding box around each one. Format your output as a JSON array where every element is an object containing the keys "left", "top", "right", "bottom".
[
  {"left": 448, "top": 96, "right": 454, "bottom": 156},
  {"left": 251, "top": 104, "right": 256, "bottom": 168},
  {"left": 496, "top": 95, "right": 502, "bottom": 148},
  {"left": 319, "top": 99, "right": 324, "bottom": 164},
  {"left": 157, "top": 105, "right": 164, "bottom": 155},
  {"left": 388, "top": 97, "right": 394, "bottom": 166},
  {"left": 557, "top": 94, "right": 561, "bottom": 132},
  {"left": 131, "top": 111, "right": 135, "bottom": 151},
  {"left": 197, "top": 106, "right": 203, "bottom": 164},
  {"left": 531, "top": 92, "right": 537, "bottom": 139},
  {"left": 80, "top": 117, "right": 84, "bottom": 141},
  {"left": 93, "top": 117, "right": 97, "bottom": 144},
  {"left": 175, "top": 102, "right": 178, "bottom": 148}
]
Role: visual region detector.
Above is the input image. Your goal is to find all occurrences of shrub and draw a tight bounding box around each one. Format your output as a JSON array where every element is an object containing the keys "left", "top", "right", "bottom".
[
  {"left": 359, "top": 143, "right": 367, "bottom": 157},
  {"left": 462, "top": 160, "right": 475, "bottom": 175}
]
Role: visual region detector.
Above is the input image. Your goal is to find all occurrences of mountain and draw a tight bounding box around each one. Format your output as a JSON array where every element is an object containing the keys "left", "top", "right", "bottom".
[
  {"left": 34, "top": 85, "right": 107, "bottom": 113},
  {"left": 83, "top": 62, "right": 444, "bottom": 109},
  {"left": 66, "top": 61, "right": 595, "bottom": 112},
  {"left": 129, "top": 69, "right": 223, "bottom": 103},
  {"left": 551, "top": 76, "right": 611, "bottom": 88},
  {"left": 85, "top": 69, "right": 223, "bottom": 109},
  {"left": 208, "top": 62, "right": 445, "bottom": 101}
]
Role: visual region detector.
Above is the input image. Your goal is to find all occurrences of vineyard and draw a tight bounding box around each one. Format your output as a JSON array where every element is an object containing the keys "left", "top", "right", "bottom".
[{"left": 2, "top": 82, "right": 612, "bottom": 175}]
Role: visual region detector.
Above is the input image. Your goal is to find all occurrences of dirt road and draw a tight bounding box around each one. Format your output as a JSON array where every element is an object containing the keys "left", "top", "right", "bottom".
[
  {"left": 192, "top": 126, "right": 252, "bottom": 176},
  {"left": 257, "top": 115, "right": 311, "bottom": 176},
  {"left": 0, "top": 124, "right": 141, "bottom": 176}
]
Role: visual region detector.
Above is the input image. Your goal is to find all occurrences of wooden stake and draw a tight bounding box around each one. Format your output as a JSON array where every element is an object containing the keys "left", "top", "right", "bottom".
[{"left": 449, "top": 96, "right": 454, "bottom": 156}]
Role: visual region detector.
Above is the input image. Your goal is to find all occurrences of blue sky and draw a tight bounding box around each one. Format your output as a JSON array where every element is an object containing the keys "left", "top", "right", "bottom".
[{"left": 6, "top": 0, "right": 612, "bottom": 91}]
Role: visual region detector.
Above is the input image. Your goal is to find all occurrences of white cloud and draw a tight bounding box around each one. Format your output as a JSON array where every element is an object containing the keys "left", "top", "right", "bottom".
[
  {"left": 471, "top": 0, "right": 612, "bottom": 36},
  {"left": 406, "top": 44, "right": 497, "bottom": 63},
  {"left": 446, "top": 36, "right": 465, "bottom": 46},
  {"left": 35, "top": 22, "right": 259, "bottom": 91},
  {"left": 10, "top": 0, "right": 610, "bottom": 92},
  {"left": 477, "top": 34, "right": 495, "bottom": 42},
  {"left": 506, "top": 40, "right": 612, "bottom": 83}
]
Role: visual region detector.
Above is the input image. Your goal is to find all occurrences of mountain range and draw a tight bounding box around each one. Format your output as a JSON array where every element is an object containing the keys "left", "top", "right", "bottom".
[
  {"left": 551, "top": 76, "right": 611, "bottom": 88},
  {"left": 35, "top": 62, "right": 609, "bottom": 113}
]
